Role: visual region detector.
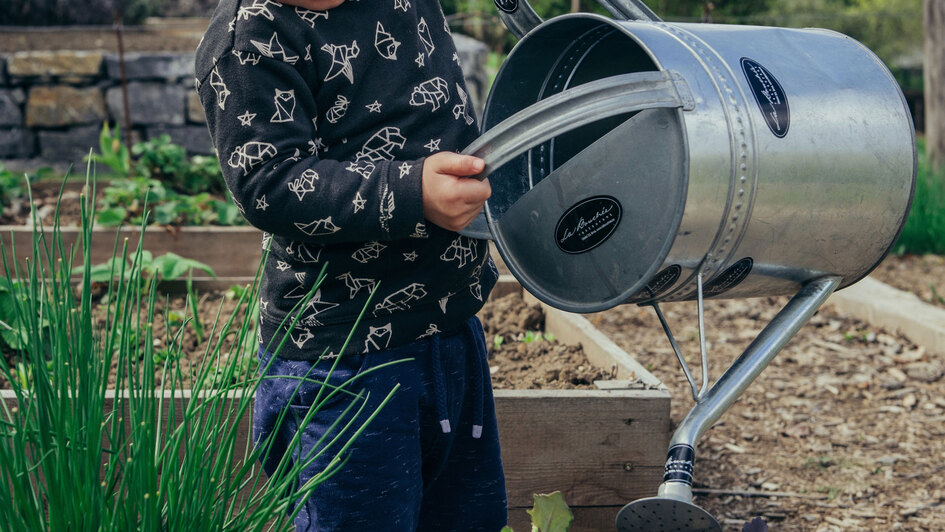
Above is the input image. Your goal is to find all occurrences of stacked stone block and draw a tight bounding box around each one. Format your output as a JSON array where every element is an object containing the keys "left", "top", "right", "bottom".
[
  {"left": 0, "top": 50, "right": 208, "bottom": 167},
  {"left": 0, "top": 35, "right": 488, "bottom": 168}
]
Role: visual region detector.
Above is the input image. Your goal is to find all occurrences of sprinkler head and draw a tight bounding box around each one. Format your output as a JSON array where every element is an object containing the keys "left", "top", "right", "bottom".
[{"left": 616, "top": 497, "right": 721, "bottom": 532}]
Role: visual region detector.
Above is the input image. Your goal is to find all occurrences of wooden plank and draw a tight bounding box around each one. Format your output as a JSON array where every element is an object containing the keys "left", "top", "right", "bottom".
[
  {"left": 829, "top": 277, "right": 945, "bottom": 357},
  {"left": 494, "top": 390, "right": 670, "bottom": 507},
  {"left": 0, "top": 225, "right": 264, "bottom": 278},
  {"left": 3, "top": 388, "right": 667, "bottom": 518},
  {"left": 491, "top": 274, "right": 522, "bottom": 298}
]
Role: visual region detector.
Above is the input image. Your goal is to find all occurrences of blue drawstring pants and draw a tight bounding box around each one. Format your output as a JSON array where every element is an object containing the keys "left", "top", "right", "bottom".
[{"left": 252, "top": 316, "right": 508, "bottom": 531}]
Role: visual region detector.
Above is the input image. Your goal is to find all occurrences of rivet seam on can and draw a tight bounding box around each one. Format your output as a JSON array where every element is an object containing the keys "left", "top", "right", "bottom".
[{"left": 655, "top": 23, "right": 756, "bottom": 300}]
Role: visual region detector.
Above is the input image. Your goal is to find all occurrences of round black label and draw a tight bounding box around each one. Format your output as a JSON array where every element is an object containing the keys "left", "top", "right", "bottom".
[
  {"left": 554, "top": 196, "right": 622, "bottom": 254},
  {"left": 740, "top": 58, "right": 790, "bottom": 138},
  {"left": 494, "top": 0, "right": 519, "bottom": 13},
  {"left": 703, "top": 257, "right": 753, "bottom": 296}
]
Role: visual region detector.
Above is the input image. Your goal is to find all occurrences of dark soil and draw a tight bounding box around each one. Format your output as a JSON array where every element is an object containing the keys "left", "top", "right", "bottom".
[
  {"left": 0, "top": 180, "right": 89, "bottom": 226},
  {"left": 1, "top": 286, "right": 612, "bottom": 391},
  {"left": 0, "top": 286, "right": 248, "bottom": 390},
  {"left": 478, "top": 292, "right": 617, "bottom": 390}
]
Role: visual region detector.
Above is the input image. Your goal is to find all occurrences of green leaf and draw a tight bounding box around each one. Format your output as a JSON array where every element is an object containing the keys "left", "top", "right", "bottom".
[
  {"left": 78, "top": 257, "right": 131, "bottom": 283},
  {"left": 0, "top": 281, "right": 17, "bottom": 320},
  {"left": 527, "top": 492, "right": 573, "bottom": 532},
  {"left": 153, "top": 201, "right": 179, "bottom": 225},
  {"left": 95, "top": 207, "right": 127, "bottom": 226},
  {"left": 493, "top": 334, "right": 504, "bottom": 349},
  {"left": 214, "top": 201, "right": 241, "bottom": 226},
  {"left": 0, "top": 326, "right": 25, "bottom": 350},
  {"left": 151, "top": 252, "right": 216, "bottom": 281}
]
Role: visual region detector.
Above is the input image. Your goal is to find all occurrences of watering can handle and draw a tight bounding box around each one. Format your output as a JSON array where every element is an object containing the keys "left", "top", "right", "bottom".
[
  {"left": 462, "top": 70, "right": 690, "bottom": 179},
  {"left": 459, "top": 69, "right": 692, "bottom": 239},
  {"left": 495, "top": 0, "right": 660, "bottom": 39}
]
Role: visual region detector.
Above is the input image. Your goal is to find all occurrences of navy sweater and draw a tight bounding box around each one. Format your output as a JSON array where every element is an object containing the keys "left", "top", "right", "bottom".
[{"left": 195, "top": 0, "right": 496, "bottom": 360}]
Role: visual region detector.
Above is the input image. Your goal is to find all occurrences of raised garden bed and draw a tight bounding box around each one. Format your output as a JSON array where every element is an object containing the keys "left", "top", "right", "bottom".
[
  {"left": 486, "top": 279, "right": 669, "bottom": 531},
  {"left": 0, "top": 180, "right": 262, "bottom": 285}
]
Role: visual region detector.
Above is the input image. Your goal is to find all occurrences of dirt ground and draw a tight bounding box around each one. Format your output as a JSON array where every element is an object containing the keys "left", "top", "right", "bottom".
[
  {"left": 0, "top": 283, "right": 606, "bottom": 391},
  {"left": 585, "top": 256, "right": 945, "bottom": 531},
  {"left": 478, "top": 291, "right": 617, "bottom": 390}
]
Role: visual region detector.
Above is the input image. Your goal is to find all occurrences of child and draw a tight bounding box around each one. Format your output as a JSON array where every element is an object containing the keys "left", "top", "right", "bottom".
[{"left": 194, "top": 0, "right": 507, "bottom": 530}]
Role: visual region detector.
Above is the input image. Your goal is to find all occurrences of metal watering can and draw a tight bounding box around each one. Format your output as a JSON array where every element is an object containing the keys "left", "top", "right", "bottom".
[{"left": 459, "top": 1, "right": 916, "bottom": 530}]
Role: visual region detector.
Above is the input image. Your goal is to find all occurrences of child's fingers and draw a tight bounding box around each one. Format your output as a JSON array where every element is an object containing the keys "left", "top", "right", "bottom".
[
  {"left": 456, "top": 176, "right": 491, "bottom": 204},
  {"left": 431, "top": 152, "right": 485, "bottom": 177}
]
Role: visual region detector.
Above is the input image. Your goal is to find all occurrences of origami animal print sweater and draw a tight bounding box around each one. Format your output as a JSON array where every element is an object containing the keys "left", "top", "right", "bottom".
[{"left": 195, "top": 0, "right": 496, "bottom": 360}]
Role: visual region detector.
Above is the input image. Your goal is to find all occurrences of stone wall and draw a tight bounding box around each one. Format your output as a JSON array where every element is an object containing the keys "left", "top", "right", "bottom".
[{"left": 0, "top": 33, "right": 489, "bottom": 170}]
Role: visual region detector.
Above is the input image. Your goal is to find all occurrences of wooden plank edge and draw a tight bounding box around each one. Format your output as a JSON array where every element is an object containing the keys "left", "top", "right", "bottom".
[{"left": 829, "top": 276, "right": 945, "bottom": 357}]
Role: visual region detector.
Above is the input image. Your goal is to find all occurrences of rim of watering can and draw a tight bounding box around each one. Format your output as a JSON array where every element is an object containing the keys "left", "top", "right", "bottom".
[{"left": 481, "top": 14, "right": 691, "bottom": 312}]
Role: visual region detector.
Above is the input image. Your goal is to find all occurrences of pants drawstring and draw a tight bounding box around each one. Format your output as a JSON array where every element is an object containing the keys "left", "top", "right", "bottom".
[
  {"left": 431, "top": 319, "right": 489, "bottom": 439},
  {"left": 466, "top": 320, "right": 487, "bottom": 440},
  {"left": 431, "top": 334, "right": 451, "bottom": 434}
]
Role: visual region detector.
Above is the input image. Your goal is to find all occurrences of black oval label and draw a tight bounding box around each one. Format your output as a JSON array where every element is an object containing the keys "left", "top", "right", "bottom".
[
  {"left": 494, "top": 0, "right": 519, "bottom": 13},
  {"left": 740, "top": 58, "right": 790, "bottom": 138},
  {"left": 554, "top": 196, "right": 622, "bottom": 254},
  {"left": 703, "top": 257, "right": 753, "bottom": 297}
]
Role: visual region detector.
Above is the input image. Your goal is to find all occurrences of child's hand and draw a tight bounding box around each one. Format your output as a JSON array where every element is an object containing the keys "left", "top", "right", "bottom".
[
  {"left": 275, "top": 0, "right": 345, "bottom": 10},
  {"left": 421, "top": 152, "right": 491, "bottom": 232}
]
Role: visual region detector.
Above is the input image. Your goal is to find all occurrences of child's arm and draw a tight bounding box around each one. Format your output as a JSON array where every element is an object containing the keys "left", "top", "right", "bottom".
[{"left": 197, "top": 47, "right": 488, "bottom": 244}]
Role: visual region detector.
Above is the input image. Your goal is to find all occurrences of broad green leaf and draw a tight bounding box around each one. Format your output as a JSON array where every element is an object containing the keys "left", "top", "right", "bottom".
[
  {"left": 0, "top": 281, "right": 17, "bottom": 321},
  {"left": 153, "top": 201, "right": 179, "bottom": 225},
  {"left": 96, "top": 207, "right": 127, "bottom": 226},
  {"left": 78, "top": 257, "right": 131, "bottom": 283},
  {"left": 214, "top": 201, "right": 240, "bottom": 225},
  {"left": 527, "top": 491, "right": 572, "bottom": 532},
  {"left": 0, "top": 320, "right": 28, "bottom": 350},
  {"left": 152, "top": 252, "right": 216, "bottom": 280}
]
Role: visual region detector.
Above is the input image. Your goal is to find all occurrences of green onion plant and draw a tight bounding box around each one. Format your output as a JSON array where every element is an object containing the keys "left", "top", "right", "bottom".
[{"left": 0, "top": 163, "right": 397, "bottom": 531}]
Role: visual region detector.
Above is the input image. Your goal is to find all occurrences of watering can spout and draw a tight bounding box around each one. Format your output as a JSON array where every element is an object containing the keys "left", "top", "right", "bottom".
[{"left": 617, "top": 276, "right": 841, "bottom": 532}]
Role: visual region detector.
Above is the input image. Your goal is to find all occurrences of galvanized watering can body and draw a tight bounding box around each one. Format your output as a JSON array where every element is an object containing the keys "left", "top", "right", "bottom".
[{"left": 465, "top": 13, "right": 916, "bottom": 313}]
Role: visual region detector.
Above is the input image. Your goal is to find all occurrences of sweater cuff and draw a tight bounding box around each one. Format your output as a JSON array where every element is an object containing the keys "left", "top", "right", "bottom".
[{"left": 383, "top": 157, "right": 426, "bottom": 239}]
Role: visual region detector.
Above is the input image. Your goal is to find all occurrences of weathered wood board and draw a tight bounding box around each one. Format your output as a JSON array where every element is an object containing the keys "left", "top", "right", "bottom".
[{"left": 0, "top": 225, "right": 264, "bottom": 279}]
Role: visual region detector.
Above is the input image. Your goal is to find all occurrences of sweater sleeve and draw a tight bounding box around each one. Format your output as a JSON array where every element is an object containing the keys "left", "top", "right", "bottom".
[{"left": 197, "top": 51, "right": 426, "bottom": 245}]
